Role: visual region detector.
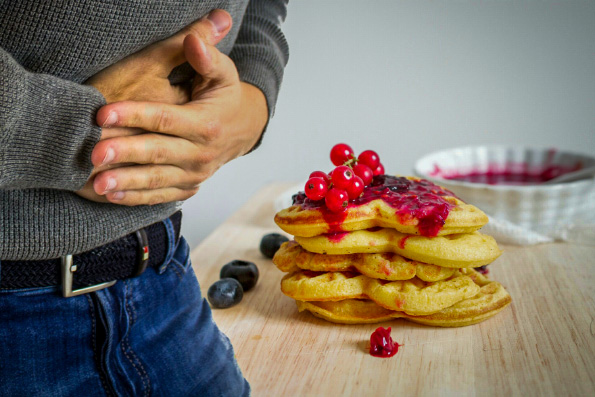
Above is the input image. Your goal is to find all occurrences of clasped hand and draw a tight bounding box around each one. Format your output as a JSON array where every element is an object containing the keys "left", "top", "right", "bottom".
[{"left": 77, "top": 10, "right": 267, "bottom": 205}]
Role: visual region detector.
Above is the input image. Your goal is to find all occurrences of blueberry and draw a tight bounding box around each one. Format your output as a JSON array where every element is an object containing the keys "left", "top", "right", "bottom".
[
  {"left": 207, "top": 279, "right": 244, "bottom": 309},
  {"left": 260, "top": 233, "right": 289, "bottom": 259},
  {"left": 220, "top": 260, "right": 259, "bottom": 292},
  {"left": 477, "top": 265, "right": 489, "bottom": 275}
]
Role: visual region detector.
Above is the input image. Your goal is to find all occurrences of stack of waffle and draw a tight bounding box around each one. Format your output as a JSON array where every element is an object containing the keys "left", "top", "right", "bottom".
[{"left": 273, "top": 176, "right": 511, "bottom": 327}]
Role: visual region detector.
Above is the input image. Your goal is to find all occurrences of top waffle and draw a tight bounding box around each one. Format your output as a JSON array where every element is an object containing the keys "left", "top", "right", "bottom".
[{"left": 275, "top": 176, "right": 488, "bottom": 237}]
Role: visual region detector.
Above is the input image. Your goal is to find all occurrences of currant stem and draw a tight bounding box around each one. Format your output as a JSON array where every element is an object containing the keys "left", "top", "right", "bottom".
[{"left": 343, "top": 157, "right": 357, "bottom": 167}]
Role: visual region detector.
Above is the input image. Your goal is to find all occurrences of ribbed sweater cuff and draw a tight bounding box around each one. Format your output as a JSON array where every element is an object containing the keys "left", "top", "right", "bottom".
[
  {"left": 234, "top": 46, "right": 284, "bottom": 119},
  {"left": 1, "top": 70, "right": 104, "bottom": 190}
]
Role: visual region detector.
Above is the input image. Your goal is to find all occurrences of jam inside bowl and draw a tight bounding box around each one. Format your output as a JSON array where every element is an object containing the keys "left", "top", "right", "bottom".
[{"left": 414, "top": 146, "right": 595, "bottom": 242}]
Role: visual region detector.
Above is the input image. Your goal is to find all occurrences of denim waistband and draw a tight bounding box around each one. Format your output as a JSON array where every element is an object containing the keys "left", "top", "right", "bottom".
[{"left": 0, "top": 211, "right": 182, "bottom": 291}]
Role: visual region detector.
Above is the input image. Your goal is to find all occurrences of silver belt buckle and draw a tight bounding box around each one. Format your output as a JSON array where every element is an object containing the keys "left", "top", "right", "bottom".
[{"left": 61, "top": 255, "right": 117, "bottom": 298}]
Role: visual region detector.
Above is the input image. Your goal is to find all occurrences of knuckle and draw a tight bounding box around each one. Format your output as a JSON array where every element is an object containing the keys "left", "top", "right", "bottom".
[
  {"left": 129, "top": 106, "right": 146, "bottom": 127},
  {"left": 187, "top": 24, "right": 208, "bottom": 40},
  {"left": 201, "top": 119, "right": 222, "bottom": 143},
  {"left": 154, "top": 107, "right": 174, "bottom": 132},
  {"left": 194, "top": 150, "right": 216, "bottom": 168},
  {"left": 148, "top": 169, "right": 166, "bottom": 190},
  {"left": 148, "top": 193, "right": 166, "bottom": 206},
  {"left": 149, "top": 142, "right": 170, "bottom": 164}
]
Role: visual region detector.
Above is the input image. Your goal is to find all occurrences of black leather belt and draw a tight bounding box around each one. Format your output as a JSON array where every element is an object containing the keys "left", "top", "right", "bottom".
[{"left": 0, "top": 211, "right": 182, "bottom": 297}]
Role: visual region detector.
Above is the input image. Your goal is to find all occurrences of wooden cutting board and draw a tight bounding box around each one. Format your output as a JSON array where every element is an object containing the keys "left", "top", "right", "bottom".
[{"left": 191, "top": 183, "right": 595, "bottom": 396}]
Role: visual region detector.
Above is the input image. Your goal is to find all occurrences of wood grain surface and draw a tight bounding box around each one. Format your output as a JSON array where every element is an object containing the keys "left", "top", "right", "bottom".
[{"left": 191, "top": 183, "right": 595, "bottom": 397}]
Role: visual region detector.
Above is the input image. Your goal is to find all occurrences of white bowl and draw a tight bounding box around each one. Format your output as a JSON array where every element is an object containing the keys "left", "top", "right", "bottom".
[{"left": 414, "top": 146, "right": 595, "bottom": 241}]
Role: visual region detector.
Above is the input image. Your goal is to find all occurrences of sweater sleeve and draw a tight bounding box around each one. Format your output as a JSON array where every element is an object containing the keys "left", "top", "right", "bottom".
[
  {"left": 229, "top": 0, "right": 289, "bottom": 149},
  {"left": 0, "top": 47, "right": 105, "bottom": 190}
]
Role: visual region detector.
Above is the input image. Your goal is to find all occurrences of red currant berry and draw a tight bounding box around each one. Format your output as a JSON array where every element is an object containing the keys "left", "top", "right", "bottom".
[
  {"left": 304, "top": 177, "right": 328, "bottom": 201},
  {"left": 330, "top": 143, "right": 354, "bottom": 166},
  {"left": 346, "top": 176, "right": 364, "bottom": 199},
  {"left": 358, "top": 150, "right": 380, "bottom": 169},
  {"left": 325, "top": 188, "right": 349, "bottom": 212},
  {"left": 331, "top": 165, "right": 354, "bottom": 189},
  {"left": 309, "top": 171, "right": 330, "bottom": 185},
  {"left": 373, "top": 163, "right": 385, "bottom": 176},
  {"left": 352, "top": 163, "right": 373, "bottom": 186}
]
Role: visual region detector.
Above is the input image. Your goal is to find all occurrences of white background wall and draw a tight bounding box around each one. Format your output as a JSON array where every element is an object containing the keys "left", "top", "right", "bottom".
[{"left": 181, "top": 0, "right": 595, "bottom": 248}]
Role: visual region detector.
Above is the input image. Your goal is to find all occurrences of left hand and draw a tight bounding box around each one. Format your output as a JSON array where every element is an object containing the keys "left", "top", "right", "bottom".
[{"left": 87, "top": 33, "right": 268, "bottom": 206}]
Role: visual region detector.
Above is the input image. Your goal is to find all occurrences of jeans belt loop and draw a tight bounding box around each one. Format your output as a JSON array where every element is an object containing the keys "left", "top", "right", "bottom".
[{"left": 133, "top": 229, "right": 150, "bottom": 277}]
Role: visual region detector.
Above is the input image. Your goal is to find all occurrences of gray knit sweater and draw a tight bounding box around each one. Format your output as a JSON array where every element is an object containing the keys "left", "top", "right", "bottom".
[{"left": 0, "top": 0, "right": 289, "bottom": 260}]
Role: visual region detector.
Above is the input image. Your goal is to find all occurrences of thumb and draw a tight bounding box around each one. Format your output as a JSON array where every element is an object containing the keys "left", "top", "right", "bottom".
[
  {"left": 183, "top": 34, "right": 214, "bottom": 77},
  {"left": 183, "top": 33, "right": 237, "bottom": 85},
  {"left": 149, "top": 9, "right": 232, "bottom": 75}
]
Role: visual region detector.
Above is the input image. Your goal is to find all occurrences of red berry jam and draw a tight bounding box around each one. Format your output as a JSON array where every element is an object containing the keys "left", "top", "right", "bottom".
[
  {"left": 369, "top": 326, "right": 400, "bottom": 358},
  {"left": 293, "top": 175, "right": 457, "bottom": 237},
  {"left": 431, "top": 161, "right": 583, "bottom": 185},
  {"left": 398, "top": 236, "right": 411, "bottom": 250},
  {"left": 326, "top": 231, "right": 350, "bottom": 243}
]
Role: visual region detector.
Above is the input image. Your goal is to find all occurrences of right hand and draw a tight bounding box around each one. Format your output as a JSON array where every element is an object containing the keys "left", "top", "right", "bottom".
[{"left": 77, "top": 10, "right": 233, "bottom": 202}]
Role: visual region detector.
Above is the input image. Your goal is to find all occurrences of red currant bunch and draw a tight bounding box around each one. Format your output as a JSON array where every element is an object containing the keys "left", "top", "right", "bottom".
[{"left": 303, "top": 143, "right": 385, "bottom": 213}]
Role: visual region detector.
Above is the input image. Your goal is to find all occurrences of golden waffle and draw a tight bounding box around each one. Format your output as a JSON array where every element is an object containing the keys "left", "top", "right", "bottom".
[
  {"left": 294, "top": 229, "right": 501, "bottom": 268},
  {"left": 275, "top": 198, "right": 487, "bottom": 238},
  {"left": 280, "top": 269, "right": 480, "bottom": 316},
  {"left": 295, "top": 269, "right": 511, "bottom": 327},
  {"left": 273, "top": 240, "right": 455, "bottom": 282},
  {"left": 274, "top": 176, "right": 488, "bottom": 238}
]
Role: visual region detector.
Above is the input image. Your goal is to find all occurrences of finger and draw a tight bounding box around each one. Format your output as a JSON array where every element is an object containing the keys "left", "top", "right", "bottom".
[
  {"left": 91, "top": 161, "right": 135, "bottom": 175},
  {"left": 93, "top": 164, "right": 199, "bottom": 194},
  {"left": 184, "top": 34, "right": 213, "bottom": 77},
  {"left": 150, "top": 9, "right": 232, "bottom": 74},
  {"left": 96, "top": 102, "right": 208, "bottom": 142},
  {"left": 91, "top": 133, "right": 209, "bottom": 169},
  {"left": 184, "top": 34, "right": 238, "bottom": 84},
  {"left": 105, "top": 187, "right": 200, "bottom": 206},
  {"left": 99, "top": 126, "right": 144, "bottom": 140},
  {"left": 76, "top": 180, "right": 111, "bottom": 203}
]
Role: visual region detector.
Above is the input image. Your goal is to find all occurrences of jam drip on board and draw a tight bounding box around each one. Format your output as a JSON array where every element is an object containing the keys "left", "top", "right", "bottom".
[
  {"left": 369, "top": 326, "right": 400, "bottom": 358},
  {"left": 293, "top": 176, "right": 457, "bottom": 237}
]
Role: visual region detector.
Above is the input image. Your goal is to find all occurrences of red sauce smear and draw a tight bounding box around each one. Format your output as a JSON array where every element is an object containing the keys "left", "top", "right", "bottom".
[
  {"left": 398, "top": 236, "right": 411, "bottom": 250},
  {"left": 292, "top": 176, "right": 456, "bottom": 237},
  {"left": 370, "top": 326, "right": 400, "bottom": 358},
  {"left": 431, "top": 161, "right": 582, "bottom": 185},
  {"left": 326, "top": 231, "right": 349, "bottom": 243},
  {"left": 394, "top": 298, "right": 405, "bottom": 309}
]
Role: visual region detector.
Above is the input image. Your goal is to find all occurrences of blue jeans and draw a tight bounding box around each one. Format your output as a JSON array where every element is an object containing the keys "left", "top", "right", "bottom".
[{"left": 0, "top": 221, "right": 249, "bottom": 396}]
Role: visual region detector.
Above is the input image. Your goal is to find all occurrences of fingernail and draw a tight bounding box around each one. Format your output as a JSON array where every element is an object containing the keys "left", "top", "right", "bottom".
[
  {"left": 207, "top": 11, "right": 230, "bottom": 34},
  {"left": 111, "top": 191, "right": 125, "bottom": 200},
  {"left": 102, "top": 147, "right": 115, "bottom": 165},
  {"left": 103, "top": 111, "right": 118, "bottom": 127},
  {"left": 104, "top": 177, "right": 117, "bottom": 193}
]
